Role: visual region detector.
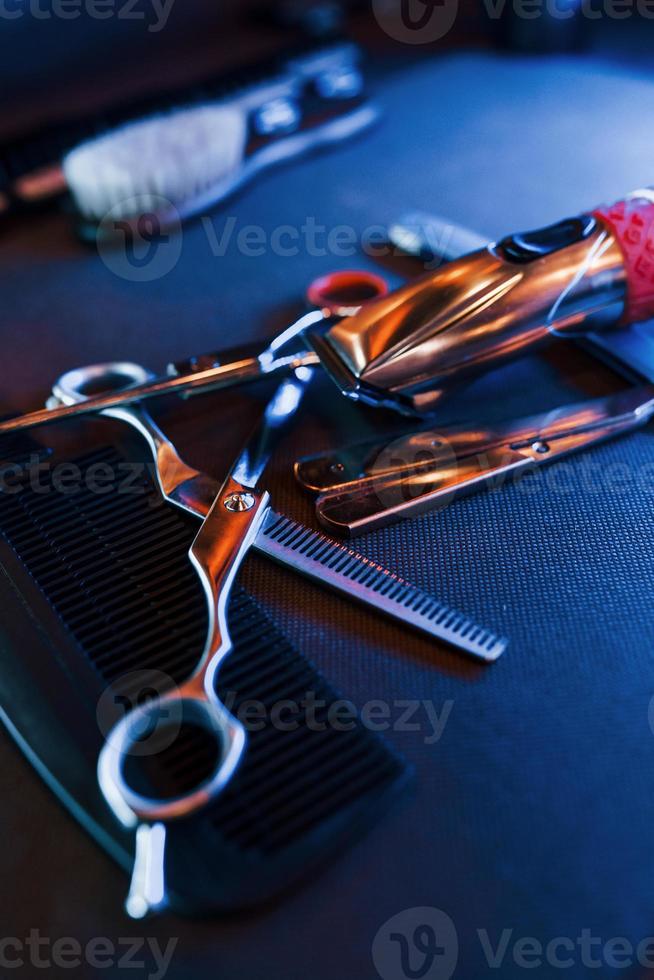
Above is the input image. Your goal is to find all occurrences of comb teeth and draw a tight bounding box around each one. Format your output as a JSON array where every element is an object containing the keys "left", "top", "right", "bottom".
[
  {"left": 0, "top": 446, "right": 205, "bottom": 685},
  {"left": 208, "top": 589, "right": 404, "bottom": 854},
  {"left": 0, "top": 443, "right": 405, "bottom": 855},
  {"left": 260, "top": 512, "right": 508, "bottom": 661}
]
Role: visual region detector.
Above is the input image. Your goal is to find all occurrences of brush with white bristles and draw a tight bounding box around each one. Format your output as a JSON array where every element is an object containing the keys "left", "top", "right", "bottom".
[
  {"left": 63, "top": 102, "right": 249, "bottom": 237},
  {"left": 2, "top": 43, "right": 378, "bottom": 233}
]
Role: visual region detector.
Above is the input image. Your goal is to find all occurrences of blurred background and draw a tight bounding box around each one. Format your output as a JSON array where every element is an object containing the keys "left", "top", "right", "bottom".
[{"left": 2, "top": 0, "right": 652, "bottom": 142}]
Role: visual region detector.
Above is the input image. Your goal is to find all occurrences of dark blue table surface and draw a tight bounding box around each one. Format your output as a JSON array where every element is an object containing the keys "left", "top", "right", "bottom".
[{"left": 2, "top": 51, "right": 654, "bottom": 980}]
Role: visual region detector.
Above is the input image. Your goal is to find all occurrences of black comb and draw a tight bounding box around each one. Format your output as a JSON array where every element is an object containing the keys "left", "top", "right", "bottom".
[{"left": 0, "top": 440, "right": 407, "bottom": 914}]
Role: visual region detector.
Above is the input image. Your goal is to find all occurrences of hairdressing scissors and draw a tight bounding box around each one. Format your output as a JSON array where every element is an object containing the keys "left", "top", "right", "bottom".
[
  {"left": 52, "top": 360, "right": 507, "bottom": 916},
  {"left": 83, "top": 368, "right": 304, "bottom": 917},
  {"left": 92, "top": 381, "right": 302, "bottom": 828},
  {"left": 53, "top": 352, "right": 507, "bottom": 817},
  {"left": 72, "top": 273, "right": 388, "bottom": 826}
]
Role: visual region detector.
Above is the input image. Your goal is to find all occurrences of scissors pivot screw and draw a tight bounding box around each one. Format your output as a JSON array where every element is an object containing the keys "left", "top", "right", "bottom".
[
  {"left": 531, "top": 440, "right": 550, "bottom": 454},
  {"left": 223, "top": 491, "right": 256, "bottom": 512}
]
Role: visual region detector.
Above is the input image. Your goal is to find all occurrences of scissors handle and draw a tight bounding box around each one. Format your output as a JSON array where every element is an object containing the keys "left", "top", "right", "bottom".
[
  {"left": 52, "top": 364, "right": 209, "bottom": 508},
  {"left": 63, "top": 365, "right": 271, "bottom": 823},
  {"left": 98, "top": 682, "right": 246, "bottom": 825},
  {"left": 98, "top": 473, "right": 269, "bottom": 824}
]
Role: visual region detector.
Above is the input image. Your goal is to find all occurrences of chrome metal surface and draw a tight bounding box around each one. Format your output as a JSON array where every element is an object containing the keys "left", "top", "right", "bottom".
[
  {"left": 124, "top": 823, "right": 168, "bottom": 920},
  {"left": 296, "top": 387, "right": 654, "bottom": 535},
  {"left": 55, "top": 364, "right": 502, "bottom": 660},
  {"left": 56, "top": 364, "right": 301, "bottom": 827},
  {"left": 0, "top": 216, "right": 629, "bottom": 432},
  {"left": 1, "top": 345, "right": 320, "bottom": 437},
  {"left": 91, "top": 360, "right": 305, "bottom": 910},
  {"left": 52, "top": 363, "right": 504, "bottom": 654},
  {"left": 0, "top": 266, "right": 389, "bottom": 437},
  {"left": 224, "top": 492, "right": 256, "bottom": 512},
  {"left": 56, "top": 357, "right": 507, "bottom": 918},
  {"left": 313, "top": 219, "right": 627, "bottom": 412},
  {"left": 98, "top": 470, "right": 268, "bottom": 826}
]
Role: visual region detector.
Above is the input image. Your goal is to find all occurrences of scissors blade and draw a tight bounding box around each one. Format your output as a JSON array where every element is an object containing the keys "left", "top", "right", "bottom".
[
  {"left": 255, "top": 510, "right": 507, "bottom": 661},
  {"left": 153, "top": 457, "right": 505, "bottom": 660},
  {"left": 0, "top": 310, "right": 327, "bottom": 439}
]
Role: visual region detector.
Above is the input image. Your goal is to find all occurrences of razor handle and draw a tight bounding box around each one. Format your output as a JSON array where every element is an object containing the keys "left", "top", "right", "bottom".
[{"left": 317, "top": 192, "right": 654, "bottom": 413}]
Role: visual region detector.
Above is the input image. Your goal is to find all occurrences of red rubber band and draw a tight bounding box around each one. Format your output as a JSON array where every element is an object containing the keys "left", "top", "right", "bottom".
[{"left": 593, "top": 196, "right": 654, "bottom": 324}]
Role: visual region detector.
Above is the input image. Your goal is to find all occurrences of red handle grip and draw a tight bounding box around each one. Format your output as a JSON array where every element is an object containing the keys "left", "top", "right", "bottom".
[{"left": 593, "top": 194, "right": 654, "bottom": 324}]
